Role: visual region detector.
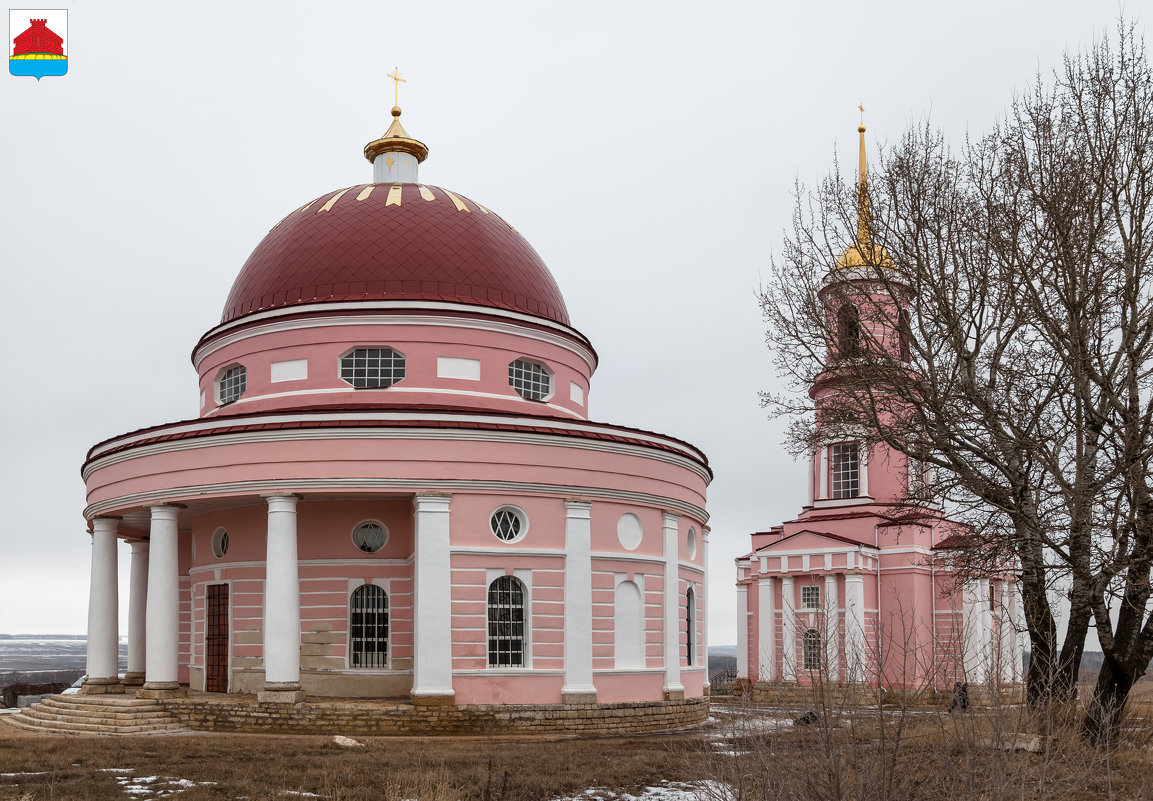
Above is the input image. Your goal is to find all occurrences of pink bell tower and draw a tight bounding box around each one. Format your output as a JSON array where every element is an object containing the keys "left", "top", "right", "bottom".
[{"left": 735, "top": 117, "right": 1024, "bottom": 697}]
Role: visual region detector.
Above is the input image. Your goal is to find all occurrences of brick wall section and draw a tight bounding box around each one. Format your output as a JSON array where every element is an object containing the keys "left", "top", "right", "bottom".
[{"left": 163, "top": 696, "right": 708, "bottom": 736}]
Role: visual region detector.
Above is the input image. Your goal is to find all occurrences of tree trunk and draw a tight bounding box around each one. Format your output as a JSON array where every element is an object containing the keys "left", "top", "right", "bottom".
[{"left": 1082, "top": 656, "right": 1135, "bottom": 747}]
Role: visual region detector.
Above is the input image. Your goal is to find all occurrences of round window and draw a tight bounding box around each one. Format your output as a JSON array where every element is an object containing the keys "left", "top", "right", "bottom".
[
  {"left": 617, "top": 513, "right": 643, "bottom": 551},
  {"left": 490, "top": 506, "right": 528, "bottom": 542},
  {"left": 687, "top": 527, "right": 698, "bottom": 559},
  {"left": 211, "top": 527, "right": 229, "bottom": 559},
  {"left": 352, "top": 521, "right": 389, "bottom": 553}
]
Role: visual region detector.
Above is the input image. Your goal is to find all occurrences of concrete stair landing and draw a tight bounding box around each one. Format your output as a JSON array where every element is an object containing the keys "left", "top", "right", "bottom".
[{"left": 0, "top": 693, "right": 184, "bottom": 735}]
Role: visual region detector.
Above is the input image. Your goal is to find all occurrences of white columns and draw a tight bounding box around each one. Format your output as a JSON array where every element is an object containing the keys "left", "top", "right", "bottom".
[
  {"left": 662, "top": 512, "right": 684, "bottom": 698},
  {"left": 261, "top": 494, "right": 303, "bottom": 702},
  {"left": 735, "top": 582, "right": 749, "bottom": 681},
  {"left": 781, "top": 575, "right": 797, "bottom": 680},
  {"left": 412, "top": 493, "right": 454, "bottom": 704},
  {"left": 962, "top": 578, "right": 991, "bottom": 683},
  {"left": 124, "top": 541, "right": 149, "bottom": 686},
  {"left": 997, "top": 579, "right": 1017, "bottom": 684},
  {"left": 824, "top": 573, "right": 840, "bottom": 681},
  {"left": 83, "top": 517, "right": 121, "bottom": 693},
  {"left": 701, "top": 527, "right": 711, "bottom": 691},
  {"left": 143, "top": 504, "right": 182, "bottom": 695},
  {"left": 757, "top": 576, "right": 775, "bottom": 681},
  {"left": 844, "top": 573, "right": 866, "bottom": 682},
  {"left": 562, "top": 500, "right": 596, "bottom": 703}
]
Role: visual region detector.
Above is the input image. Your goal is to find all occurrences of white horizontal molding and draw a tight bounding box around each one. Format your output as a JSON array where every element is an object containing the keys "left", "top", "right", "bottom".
[
  {"left": 194, "top": 305, "right": 598, "bottom": 373},
  {"left": 84, "top": 478, "right": 709, "bottom": 524},
  {"left": 206, "top": 384, "right": 585, "bottom": 421}
]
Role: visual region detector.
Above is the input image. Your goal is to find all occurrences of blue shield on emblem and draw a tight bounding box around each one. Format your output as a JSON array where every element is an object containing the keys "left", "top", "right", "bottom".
[{"left": 9, "top": 10, "right": 67, "bottom": 80}]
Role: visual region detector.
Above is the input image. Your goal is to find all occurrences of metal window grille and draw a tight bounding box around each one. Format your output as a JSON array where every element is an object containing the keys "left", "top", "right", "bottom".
[
  {"left": 487, "top": 576, "right": 525, "bottom": 667},
  {"left": 218, "top": 365, "right": 246, "bottom": 405},
  {"left": 340, "top": 347, "right": 405, "bottom": 389},
  {"left": 803, "top": 628, "right": 822, "bottom": 671},
  {"left": 349, "top": 584, "right": 389, "bottom": 668},
  {"left": 508, "top": 359, "right": 550, "bottom": 401},
  {"left": 801, "top": 585, "right": 821, "bottom": 610},
  {"left": 352, "top": 522, "right": 388, "bottom": 553},
  {"left": 686, "top": 588, "right": 695, "bottom": 666},
  {"left": 837, "top": 303, "right": 861, "bottom": 357},
  {"left": 211, "top": 528, "right": 229, "bottom": 559},
  {"left": 490, "top": 508, "right": 523, "bottom": 541},
  {"left": 831, "top": 442, "right": 860, "bottom": 499}
]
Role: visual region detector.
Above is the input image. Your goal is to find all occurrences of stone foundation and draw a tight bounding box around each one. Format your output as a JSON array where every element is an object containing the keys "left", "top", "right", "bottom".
[{"left": 163, "top": 695, "right": 709, "bottom": 736}]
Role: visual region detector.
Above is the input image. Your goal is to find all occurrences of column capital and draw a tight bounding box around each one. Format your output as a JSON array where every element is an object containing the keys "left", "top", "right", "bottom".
[
  {"left": 129, "top": 540, "right": 150, "bottom": 554},
  {"left": 413, "top": 493, "right": 452, "bottom": 512},
  {"left": 661, "top": 510, "right": 681, "bottom": 526},
  {"left": 564, "top": 499, "right": 592, "bottom": 517},
  {"left": 91, "top": 517, "right": 120, "bottom": 534}
]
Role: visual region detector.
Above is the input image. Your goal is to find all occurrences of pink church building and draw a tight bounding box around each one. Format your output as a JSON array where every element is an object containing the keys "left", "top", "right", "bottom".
[
  {"left": 736, "top": 124, "right": 1024, "bottom": 696},
  {"left": 79, "top": 103, "right": 711, "bottom": 723}
]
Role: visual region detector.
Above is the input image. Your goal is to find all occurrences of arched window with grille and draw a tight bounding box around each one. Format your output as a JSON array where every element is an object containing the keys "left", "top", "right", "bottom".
[
  {"left": 803, "top": 628, "right": 822, "bottom": 671},
  {"left": 686, "top": 587, "right": 696, "bottom": 666},
  {"left": 487, "top": 576, "right": 526, "bottom": 667},
  {"left": 348, "top": 584, "right": 389, "bottom": 668}
]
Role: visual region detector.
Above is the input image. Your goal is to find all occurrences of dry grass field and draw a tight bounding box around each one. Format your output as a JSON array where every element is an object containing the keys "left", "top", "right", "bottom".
[{"left": 4, "top": 681, "right": 1153, "bottom": 801}]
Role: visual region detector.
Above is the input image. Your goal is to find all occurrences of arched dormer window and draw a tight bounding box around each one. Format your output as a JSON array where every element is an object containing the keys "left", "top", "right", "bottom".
[{"left": 836, "top": 303, "right": 861, "bottom": 358}]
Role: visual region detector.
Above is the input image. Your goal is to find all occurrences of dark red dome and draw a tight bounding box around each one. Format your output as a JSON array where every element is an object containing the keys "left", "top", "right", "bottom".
[{"left": 223, "top": 183, "right": 570, "bottom": 326}]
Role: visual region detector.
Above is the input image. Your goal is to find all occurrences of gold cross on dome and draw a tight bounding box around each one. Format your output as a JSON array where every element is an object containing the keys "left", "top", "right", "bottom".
[
  {"left": 859, "top": 103, "right": 865, "bottom": 125},
  {"left": 388, "top": 67, "right": 406, "bottom": 106}
]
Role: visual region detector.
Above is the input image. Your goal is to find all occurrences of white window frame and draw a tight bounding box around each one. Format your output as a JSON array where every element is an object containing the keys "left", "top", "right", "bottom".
[
  {"left": 346, "top": 579, "right": 390, "bottom": 670},
  {"left": 350, "top": 519, "right": 389, "bottom": 553},
  {"left": 485, "top": 570, "right": 532, "bottom": 669},
  {"left": 489, "top": 505, "right": 529, "bottom": 544},
  {"left": 801, "top": 584, "right": 821, "bottom": 610},
  {"left": 507, "top": 357, "right": 554, "bottom": 402},
  {"left": 339, "top": 346, "right": 406, "bottom": 389},
  {"left": 215, "top": 363, "right": 247, "bottom": 406}
]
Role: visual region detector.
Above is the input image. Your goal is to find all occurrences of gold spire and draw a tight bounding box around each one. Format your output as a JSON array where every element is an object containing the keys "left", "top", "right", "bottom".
[
  {"left": 364, "top": 68, "right": 429, "bottom": 166},
  {"left": 835, "top": 107, "right": 889, "bottom": 270},
  {"left": 857, "top": 104, "right": 870, "bottom": 246}
]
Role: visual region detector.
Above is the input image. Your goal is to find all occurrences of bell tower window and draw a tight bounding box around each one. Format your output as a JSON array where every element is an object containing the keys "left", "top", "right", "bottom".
[
  {"left": 836, "top": 303, "right": 861, "bottom": 358},
  {"left": 340, "top": 347, "right": 405, "bottom": 389},
  {"left": 216, "top": 365, "right": 247, "bottom": 406},
  {"left": 830, "top": 442, "right": 860, "bottom": 499},
  {"left": 508, "top": 358, "right": 552, "bottom": 401}
]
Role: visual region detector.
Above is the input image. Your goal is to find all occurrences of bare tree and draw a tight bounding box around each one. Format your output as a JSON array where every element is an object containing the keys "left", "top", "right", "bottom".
[{"left": 761, "top": 23, "right": 1153, "bottom": 744}]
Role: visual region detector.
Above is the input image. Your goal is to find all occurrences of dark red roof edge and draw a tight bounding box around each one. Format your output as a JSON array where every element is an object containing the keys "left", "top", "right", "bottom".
[{"left": 83, "top": 404, "right": 711, "bottom": 477}]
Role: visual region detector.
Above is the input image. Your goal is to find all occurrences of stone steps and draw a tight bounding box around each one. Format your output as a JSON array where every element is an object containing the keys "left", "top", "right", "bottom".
[{"left": 4, "top": 694, "right": 184, "bottom": 735}]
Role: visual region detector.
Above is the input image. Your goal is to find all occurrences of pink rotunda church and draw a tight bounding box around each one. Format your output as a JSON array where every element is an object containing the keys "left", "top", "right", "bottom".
[
  {"left": 736, "top": 122, "right": 1023, "bottom": 697},
  {"left": 78, "top": 97, "right": 711, "bottom": 729}
]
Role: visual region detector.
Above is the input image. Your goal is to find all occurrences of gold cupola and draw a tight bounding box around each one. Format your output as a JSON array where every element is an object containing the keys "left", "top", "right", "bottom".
[
  {"left": 363, "top": 68, "right": 428, "bottom": 183},
  {"left": 835, "top": 110, "right": 890, "bottom": 270}
]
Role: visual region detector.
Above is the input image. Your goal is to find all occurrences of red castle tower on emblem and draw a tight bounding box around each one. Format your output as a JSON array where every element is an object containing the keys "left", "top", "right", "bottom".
[{"left": 9, "top": 13, "right": 67, "bottom": 79}]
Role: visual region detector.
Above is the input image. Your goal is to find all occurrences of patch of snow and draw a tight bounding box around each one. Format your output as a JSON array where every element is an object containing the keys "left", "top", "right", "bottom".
[
  {"left": 551, "top": 780, "right": 735, "bottom": 800},
  {"left": 98, "top": 767, "right": 134, "bottom": 772}
]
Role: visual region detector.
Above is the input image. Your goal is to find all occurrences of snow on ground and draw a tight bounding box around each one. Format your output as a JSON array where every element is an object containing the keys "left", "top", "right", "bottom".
[
  {"left": 103, "top": 768, "right": 217, "bottom": 798},
  {"left": 551, "top": 780, "right": 734, "bottom": 800}
]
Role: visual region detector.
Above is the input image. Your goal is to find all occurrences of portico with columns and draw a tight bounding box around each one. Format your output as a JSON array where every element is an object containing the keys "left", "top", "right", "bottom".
[{"left": 79, "top": 97, "right": 711, "bottom": 716}]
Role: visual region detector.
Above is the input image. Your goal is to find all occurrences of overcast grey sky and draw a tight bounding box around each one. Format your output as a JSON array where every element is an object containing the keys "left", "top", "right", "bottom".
[{"left": 0, "top": 1, "right": 1137, "bottom": 646}]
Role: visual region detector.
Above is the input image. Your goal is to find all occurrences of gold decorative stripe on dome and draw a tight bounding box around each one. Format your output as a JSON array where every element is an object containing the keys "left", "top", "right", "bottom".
[
  {"left": 418, "top": 185, "right": 435, "bottom": 202},
  {"left": 356, "top": 185, "right": 374, "bottom": 201},
  {"left": 386, "top": 184, "right": 403, "bottom": 207},
  {"left": 475, "top": 203, "right": 490, "bottom": 215},
  {"left": 318, "top": 188, "right": 351, "bottom": 213},
  {"left": 442, "top": 189, "right": 470, "bottom": 213}
]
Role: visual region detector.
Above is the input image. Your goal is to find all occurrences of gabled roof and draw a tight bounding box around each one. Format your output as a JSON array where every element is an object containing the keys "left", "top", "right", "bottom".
[{"left": 753, "top": 528, "right": 877, "bottom": 553}]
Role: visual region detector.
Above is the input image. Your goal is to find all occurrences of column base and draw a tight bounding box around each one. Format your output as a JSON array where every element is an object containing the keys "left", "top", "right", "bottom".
[
  {"left": 138, "top": 681, "right": 187, "bottom": 699},
  {"left": 561, "top": 687, "right": 598, "bottom": 705},
  {"left": 663, "top": 685, "right": 685, "bottom": 701},
  {"left": 121, "top": 672, "right": 145, "bottom": 687},
  {"left": 411, "top": 691, "right": 455, "bottom": 707},
  {"left": 258, "top": 689, "right": 306, "bottom": 704},
  {"left": 80, "top": 677, "right": 124, "bottom": 695}
]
